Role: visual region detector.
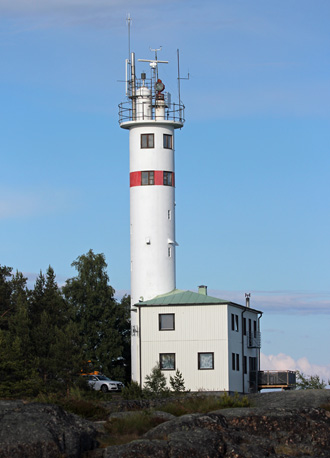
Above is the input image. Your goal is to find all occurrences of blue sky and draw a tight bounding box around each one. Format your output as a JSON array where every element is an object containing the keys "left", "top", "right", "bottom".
[{"left": 1, "top": 0, "right": 329, "bottom": 382}]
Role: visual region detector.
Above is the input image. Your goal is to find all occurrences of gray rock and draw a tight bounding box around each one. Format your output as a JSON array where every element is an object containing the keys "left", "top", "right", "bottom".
[
  {"left": 0, "top": 401, "right": 98, "bottom": 458},
  {"left": 98, "top": 391, "right": 330, "bottom": 457}
]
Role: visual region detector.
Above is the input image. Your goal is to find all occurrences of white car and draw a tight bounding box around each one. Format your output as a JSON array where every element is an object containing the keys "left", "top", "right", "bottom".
[{"left": 85, "top": 375, "right": 124, "bottom": 393}]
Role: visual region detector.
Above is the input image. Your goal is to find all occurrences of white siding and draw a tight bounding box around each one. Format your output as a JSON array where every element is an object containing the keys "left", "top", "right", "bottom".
[{"left": 139, "top": 304, "right": 230, "bottom": 391}]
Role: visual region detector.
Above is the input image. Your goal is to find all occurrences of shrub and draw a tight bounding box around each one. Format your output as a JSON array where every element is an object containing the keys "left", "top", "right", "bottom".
[
  {"left": 296, "top": 371, "right": 329, "bottom": 390},
  {"left": 121, "top": 380, "right": 144, "bottom": 400},
  {"left": 144, "top": 364, "right": 170, "bottom": 397},
  {"left": 169, "top": 369, "right": 186, "bottom": 393}
]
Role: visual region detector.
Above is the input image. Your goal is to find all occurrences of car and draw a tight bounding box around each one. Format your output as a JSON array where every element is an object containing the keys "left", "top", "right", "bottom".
[{"left": 85, "top": 374, "right": 124, "bottom": 393}]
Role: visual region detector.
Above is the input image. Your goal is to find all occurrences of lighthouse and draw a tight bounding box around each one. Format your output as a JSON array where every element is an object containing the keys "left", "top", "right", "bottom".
[{"left": 119, "top": 49, "right": 185, "bottom": 381}]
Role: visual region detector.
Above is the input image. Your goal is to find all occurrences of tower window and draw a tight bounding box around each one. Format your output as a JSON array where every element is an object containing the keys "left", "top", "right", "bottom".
[
  {"left": 163, "top": 134, "right": 173, "bottom": 149},
  {"left": 163, "top": 171, "right": 173, "bottom": 186},
  {"left": 141, "top": 133, "right": 154, "bottom": 148},
  {"left": 141, "top": 171, "right": 154, "bottom": 185},
  {"left": 168, "top": 247, "right": 172, "bottom": 257},
  {"left": 168, "top": 210, "right": 171, "bottom": 220}
]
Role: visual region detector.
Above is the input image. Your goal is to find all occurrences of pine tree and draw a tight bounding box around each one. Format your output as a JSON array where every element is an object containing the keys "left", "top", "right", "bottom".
[
  {"left": 63, "top": 250, "right": 130, "bottom": 381},
  {"left": 29, "top": 266, "right": 82, "bottom": 389}
]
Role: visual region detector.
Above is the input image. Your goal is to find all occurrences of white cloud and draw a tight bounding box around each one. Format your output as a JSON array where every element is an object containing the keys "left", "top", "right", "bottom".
[
  {"left": 261, "top": 352, "right": 330, "bottom": 385},
  {"left": 208, "top": 289, "right": 330, "bottom": 315}
]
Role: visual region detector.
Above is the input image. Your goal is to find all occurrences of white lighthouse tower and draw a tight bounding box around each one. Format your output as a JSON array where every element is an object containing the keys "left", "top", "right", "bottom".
[{"left": 119, "top": 49, "right": 185, "bottom": 381}]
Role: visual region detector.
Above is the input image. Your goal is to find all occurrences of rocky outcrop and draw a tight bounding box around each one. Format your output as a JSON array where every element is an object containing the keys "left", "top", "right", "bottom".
[
  {"left": 0, "top": 401, "right": 98, "bottom": 458},
  {"left": 100, "top": 390, "right": 330, "bottom": 457}
]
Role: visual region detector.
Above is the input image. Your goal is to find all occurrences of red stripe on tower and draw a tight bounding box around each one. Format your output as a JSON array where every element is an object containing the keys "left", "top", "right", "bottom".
[{"left": 130, "top": 171, "right": 141, "bottom": 187}]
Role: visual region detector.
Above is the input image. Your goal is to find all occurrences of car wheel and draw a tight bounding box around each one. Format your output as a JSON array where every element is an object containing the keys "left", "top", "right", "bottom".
[{"left": 101, "top": 384, "right": 108, "bottom": 393}]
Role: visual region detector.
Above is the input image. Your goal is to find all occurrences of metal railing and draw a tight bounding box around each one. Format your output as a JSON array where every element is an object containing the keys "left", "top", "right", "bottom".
[
  {"left": 118, "top": 100, "right": 185, "bottom": 124},
  {"left": 258, "top": 370, "right": 296, "bottom": 388}
]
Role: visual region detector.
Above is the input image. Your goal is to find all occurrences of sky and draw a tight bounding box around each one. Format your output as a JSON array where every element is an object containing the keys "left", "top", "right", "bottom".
[{"left": 1, "top": 0, "right": 329, "bottom": 383}]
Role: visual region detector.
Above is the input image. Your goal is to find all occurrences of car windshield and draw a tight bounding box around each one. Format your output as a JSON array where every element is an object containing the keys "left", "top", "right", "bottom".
[{"left": 96, "top": 376, "right": 111, "bottom": 381}]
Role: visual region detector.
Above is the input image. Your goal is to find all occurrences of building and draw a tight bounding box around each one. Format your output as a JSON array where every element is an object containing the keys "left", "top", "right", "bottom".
[
  {"left": 133, "top": 287, "right": 262, "bottom": 393},
  {"left": 119, "top": 48, "right": 263, "bottom": 392}
]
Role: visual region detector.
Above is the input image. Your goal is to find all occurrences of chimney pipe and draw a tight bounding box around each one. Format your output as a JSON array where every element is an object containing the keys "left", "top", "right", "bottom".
[
  {"left": 245, "top": 293, "right": 250, "bottom": 308},
  {"left": 198, "top": 285, "right": 207, "bottom": 296}
]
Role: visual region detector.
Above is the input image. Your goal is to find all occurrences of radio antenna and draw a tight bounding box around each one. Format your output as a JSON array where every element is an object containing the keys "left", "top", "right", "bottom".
[
  {"left": 126, "top": 13, "right": 132, "bottom": 64},
  {"left": 177, "top": 49, "right": 189, "bottom": 105}
]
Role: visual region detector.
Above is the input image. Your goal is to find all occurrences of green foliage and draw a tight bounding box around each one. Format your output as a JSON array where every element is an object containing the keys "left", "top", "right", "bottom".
[
  {"left": 0, "top": 253, "right": 130, "bottom": 399},
  {"left": 121, "top": 380, "right": 144, "bottom": 400},
  {"left": 63, "top": 250, "right": 130, "bottom": 381},
  {"left": 169, "top": 369, "right": 186, "bottom": 393},
  {"left": 144, "top": 364, "right": 170, "bottom": 397},
  {"left": 296, "top": 371, "right": 329, "bottom": 390}
]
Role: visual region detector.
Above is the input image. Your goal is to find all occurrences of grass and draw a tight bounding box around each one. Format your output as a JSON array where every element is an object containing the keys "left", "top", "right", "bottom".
[
  {"left": 34, "top": 388, "right": 110, "bottom": 421},
  {"left": 159, "top": 392, "right": 250, "bottom": 416},
  {"left": 101, "top": 411, "right": 168, "bottom": 446}
]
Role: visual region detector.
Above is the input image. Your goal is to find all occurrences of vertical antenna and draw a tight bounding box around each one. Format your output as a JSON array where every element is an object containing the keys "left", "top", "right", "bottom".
[
  {"left": 126, "top": 14, "right": 132, "bottom": 64},
  {"left": 177, "top": 49, "right": 181, "bottom": 105}
]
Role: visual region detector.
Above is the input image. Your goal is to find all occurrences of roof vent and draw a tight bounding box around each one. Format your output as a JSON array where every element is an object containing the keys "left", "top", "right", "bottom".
[
  {"left": 245, "top": 293, "right": 250, "bottom": 308},
  {"left": 198, "top": 285, "right": 207, "bottom": 296}
]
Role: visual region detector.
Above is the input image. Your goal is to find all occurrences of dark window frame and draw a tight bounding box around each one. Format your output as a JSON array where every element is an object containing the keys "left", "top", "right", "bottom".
[
  {"left": 159, "top": 353, "right": 176, "bottom": 371},
  {"left": 198, "top": 352, "right": 214, "bottom": 370},
  {"left": 231, "top": 313, "right": 239, "bottom": 332},
  {"left": 141, "top": 133, "right": 154, "bottom": 149},
  {"left": 141, "top": 171, "right": 154, "bottom": 185},
  {"left": 163, "top": 134, "right": 173, "bottom": 149},
  {"left": 243, "top": 356, "right": 247, "bottom": 374},
  {"left": 159, "top": 313, "right": 175, "bottom": 331},
  {"left": 243, "top": 317, "right": 247, "bottom": 336},
  {"left": 163, "top": 171, "right": 173, "bottom": 186}
]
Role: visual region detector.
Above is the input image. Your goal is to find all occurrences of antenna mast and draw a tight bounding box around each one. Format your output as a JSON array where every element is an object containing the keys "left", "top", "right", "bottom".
[{"left": 126, "top": 14, "right": 132, "bottom": 63}]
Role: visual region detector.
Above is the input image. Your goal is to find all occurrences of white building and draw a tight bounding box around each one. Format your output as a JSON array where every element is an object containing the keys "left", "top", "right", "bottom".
[
  {"left": 132, "top": 287, "right": 262, "bottom": 393},
  {"left": 119, "top": 47, "right": 263, "bottom": 393}
]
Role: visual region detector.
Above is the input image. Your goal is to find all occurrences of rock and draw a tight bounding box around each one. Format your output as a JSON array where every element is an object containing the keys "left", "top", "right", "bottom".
[
  {"left": 99, "top": 391, "right": 330, "bottom": 457},
  {"left": 0, "top": 401, "right": 98, "bottom": 458}
]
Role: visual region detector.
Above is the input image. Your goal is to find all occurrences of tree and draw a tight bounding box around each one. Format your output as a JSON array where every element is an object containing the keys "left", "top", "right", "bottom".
[
  {"left": 63, "top": 250, "right": 130, "bottom": 381},
  {"left": 169, "top": 369, "right": 186, "bottom": 393},
  {"left": 144, "top": 364, "right": 170, "bottom": 396},
  {"left": 296, "top": 371, "right": 329, "bottom": 390},
  {"left": 29, "top": 266, "right": 82, "bottom": 389}
]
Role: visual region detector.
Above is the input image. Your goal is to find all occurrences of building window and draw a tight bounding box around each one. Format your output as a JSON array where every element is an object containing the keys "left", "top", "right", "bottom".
[
  {"left": 163, "top": 134, "right": 173, "bottom": 149},
  {"left": 231, "top": 313, "right": 239, "bottom": 332},
  {"left": 141, "top": 133, "right": 154, "bottom": 148},
  {"left": 249, "top": 356, "right": 257, "bottom": 372},
  {"left": 141, "top": 171, "right": 154, "bottom": 185},
  {"left": 160, "top": 353, "right": 175, "bottom": 370},
  {"left": 243, "top": 317, "right": 246, "bottom": 336},
  {"left": 243, "top": 356, "right": 247, "bottom": 374},
  {"left": 168, "top": 247, "right": 172, "bottom": 257},
  {"left": 198, "top": 352, "right": 214, "bottom": 370},
  {"left": 167, "top": 210, "right": 171, "bottom": 220},
  {"left": 159, "top": 314, "right": 175, "bottom": 331},
  {"left": 163, "top": 171, "right": 173, "bottom": 186},
  {"left": 254, "top": 320, "right": 257, "bottom": 338},
  {"left": 232, "top": 353, "right": 240, "bottom": 371}
]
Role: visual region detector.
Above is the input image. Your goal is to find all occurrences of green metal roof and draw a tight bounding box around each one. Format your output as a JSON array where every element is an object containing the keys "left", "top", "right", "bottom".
[{"left": 137, "top": 289, "right": 229, "bottom": 306}]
